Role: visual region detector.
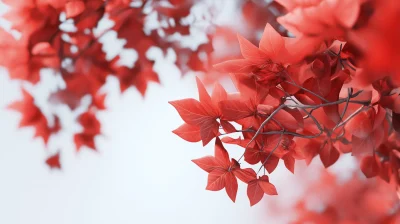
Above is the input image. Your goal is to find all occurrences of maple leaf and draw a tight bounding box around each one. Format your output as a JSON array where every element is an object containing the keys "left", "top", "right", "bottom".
[
  {"left": 170, "top": 99, "right": 212, "bottom": 126},
  {"left": 171, "top": 77, "right": 234, "bottom": 145},
  {"left": 214, "top": 24, "right": 290, "bottom": 87},
  {"left": 247, "top": 175, "right": 278, "bottom": 206},
  {"left": 192, "top": 138, "right": 257, "bottom": 202},
  {"left": 112, "top": 59, "right": 160, "bottom": 96},
  {"left": 196, "top": 77, "right": 219, "bottom": 117},
  {"left": 219, "top": 99, "right": 254, "bottom": 121},
  {"left": 172, "top": 123, "right": 201, "bottom": 143},
  {"left": 8, "top": 89, "right": 59, "bottom": 144}
]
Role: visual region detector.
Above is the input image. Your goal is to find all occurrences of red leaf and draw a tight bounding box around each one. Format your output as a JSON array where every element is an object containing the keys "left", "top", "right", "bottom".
[
  {"left": 283, "top": 153, "right": 295, "bottom": 173},
  {"left": 169, "top": 99, "right": 213, "bottom": 126},
  {"left": 360, "top": 155, "right": 379, "bottom": 178},
  {"left": 78, "top": 112, "right": 101, "bottom": 135},
  {"left": 247, "top": 180, "right": 264, "bottom": 206},
  {"left": 206, "top": 169, "right": 226, "bottom": 191},
  {"left": 214, "top": 59, "right": 259, "bottom": 74},
  {"left": 196, "top": 77, "right": 217, "bottom": 116},
  {"left": 373, "top": 106, "right": 387, "bottom": 130},
  {"left": 346, "top": 108, "right": 375, "bottom": 138},
  {"left": 193, "top": 138, "right": 231, "bottom": 174},
  {"left": 224, "top": 172, "right": 238, "bottom": 202},
  {"left": 211, "top": 83, "right": 228, "bottom": 106},
  {"left": 323, "top": 77, "right": 344, "bottom": 123},
  {"left": 230, "top": 73, "right": 258, "bottom": 99},
  {"left": 319, "top": 143, "right": 340, "bottom": 168},
  {"left": 264, "top": 135, "right": 289, "bottom": 158},
  {"left": 74, "top": 133, "right": 96, "bottom": 151},
  {"left": 219, "top": 99, "right": 254, "bottom": 121},
  {"left": 214, "top": 138, "right": 230, "bottom": 167},
  {"left": 221, "top": 136, "right": 250, "bottom": 148},
  {"left": 172, "top": 123, "right": 201, "bottom": 142},
  {"left": 247, "top": 175, "right": 277, "bottom": 206},
  {"left": 258, "top": 175, "right": 278, "bottom": 195},
  {"left": 259, "top": 24, "right": 284, "bottom": 59},
  {"left": 263, "top": 155, "right": 280, "bottom": 174},
  {"left": 192, "top": 156, "right": 219, "bottom": 173},
  {"left": 8, "top": 89, "right": 56, "bottom": 144},
  {"left": 298, "top": 139, "right": 321, "bottom": 165},
  {"left": 273, "top": 109, "right": 299, "bottom": 131},
  {"left": 244, "top": 147, "right": 265, "bottom": 165},
  {"left": 257, "top": 104, "right": 274, "bottom": 115},
  {"left": 285, "top": 108, "right": 304, "bottom": 129},
  {"left": 200, "top": 120, "right": 220, "bottom": 146},
  {"left": 234, "top": 168, "right": 256, "bottom": 183},
  {"left": 45, "top": 152, "right": 61, "bottom": 169},
  {"left": 92, "top": 93, "right": 107, "bottom": 110},
  {"left": 220, "top": 120, "right": 236, "bottom": 133},
  {"left": 351, "top": 135, "right": 373, "bottom": 157},
  {"left": 237, "top": 34, "right": 267, "bottom": 61}
]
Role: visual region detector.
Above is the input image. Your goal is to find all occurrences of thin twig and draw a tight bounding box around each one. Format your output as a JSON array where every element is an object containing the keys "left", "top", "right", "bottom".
[
  {"left": 245, "top": 104, "right": 287, "bottom": 150},
  {"left": 333, "top": 105, "right": 365, "bottom": 131},
  {"left": 340, "top": 88, "right": 352, "bottom": 121},
  {"left": 257, "top": 133, "right": 283, "bottom": 174},
  {"left": 284, "top": 80, "right": 329, "bottom": 103}
]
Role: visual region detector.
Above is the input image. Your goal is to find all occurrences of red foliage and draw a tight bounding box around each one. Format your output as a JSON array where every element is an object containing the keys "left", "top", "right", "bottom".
[
  {"left": 7, "top": 89, "right": 60, "bottom": 144},
  {"left": 2, "top": 0, "right": 400, "bottom": 215},
  {"left": 285, "top": 171, "right": 400, "bottom": 224},
  {"left": 171, "top": 0, "right": 400, "bottom": 206},
  {"left": 1, "top": 0, "right": 231, "bottom": 167},
  {"left": 2, "top": 0, "right": 287, "bottom": 168}
]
